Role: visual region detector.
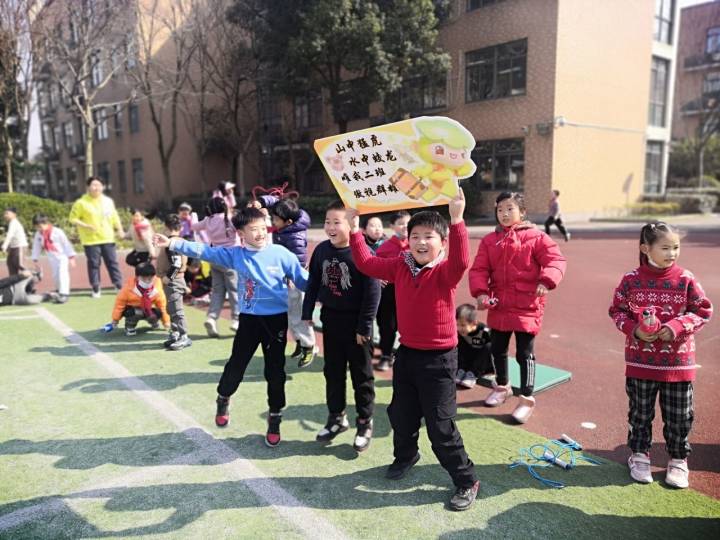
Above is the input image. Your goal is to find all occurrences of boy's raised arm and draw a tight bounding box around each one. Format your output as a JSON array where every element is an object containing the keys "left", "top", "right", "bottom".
[
  {"left": 444, "top": 189, "right": 470, "bottom": 286},
  {"left": 154, "top": 234, "right": 236, "bottom": 270}
]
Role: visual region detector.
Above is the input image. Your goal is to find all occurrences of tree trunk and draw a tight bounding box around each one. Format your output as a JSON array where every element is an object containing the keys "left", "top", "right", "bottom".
[
  {"left": 85, "top": 103, "right": 94, "bottom": 179},
  {"left": 161, "top": 156, "right": 172, "bottom": 202},
  {"left": 2, "top": 125, "right": 13, "bottom": 193},
  {"left": 698, "top": 145, "right": 705, "bottom": 188}
]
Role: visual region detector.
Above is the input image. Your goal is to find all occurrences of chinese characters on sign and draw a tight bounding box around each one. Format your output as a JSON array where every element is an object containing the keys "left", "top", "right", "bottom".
[{"left": 314, "top": 116, "right": 477, "bottom": 214}]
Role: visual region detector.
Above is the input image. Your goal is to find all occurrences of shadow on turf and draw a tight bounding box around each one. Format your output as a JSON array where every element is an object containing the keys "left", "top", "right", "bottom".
[
  {"left": 438, "top": 502, "right": 720, "bottom": 539},
  {"left": 587, "top": 442, "right": 720, "bottom": 475},
  {"left": 59, "top": 371, "right": 274, "bottom": 393}
]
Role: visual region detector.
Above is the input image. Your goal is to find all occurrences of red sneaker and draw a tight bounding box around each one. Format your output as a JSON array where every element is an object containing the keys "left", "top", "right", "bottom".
[
  {"left": 265, "top": 412, "right": 282, "bottom": 447},
  {"left": 215, "top": 396, "right": 230, "bottom": 427}
]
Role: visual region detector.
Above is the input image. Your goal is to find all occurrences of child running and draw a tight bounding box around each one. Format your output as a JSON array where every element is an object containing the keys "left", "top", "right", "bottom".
[
  {"left": 469, "top": 191, "right": 566, "bottom": 423},
  {"left": 156, "top": 214, "right": 192, "bottom": 351},
  {"left": 374, "top": 210, "right": 410, "bottom": 371},
  {"left": 30, "top": 214, "right": 76, "bottom": 304},
  {"left": 107, "top": 263, "right": 171, "bottom": 336},
  {"left": 455, "top": 304, "right": 493, "bottom": 389},
  {"left": 302, "top": 201, "right": 380, "bottom": 452},
  {"left": 348, "top": 190, "right": 480, "bottom": 512},
  {"left": 154, "top": 206, "right": 309, "bottom": 447},
  {"left": 609, "top": 222, "right": 712, "bottom": 488},
  {"left": 192, "top": 196, "right": 241, "bottom": 336},
  {"left": 254, "top": 193, "right": 317, "bottom": 368}
]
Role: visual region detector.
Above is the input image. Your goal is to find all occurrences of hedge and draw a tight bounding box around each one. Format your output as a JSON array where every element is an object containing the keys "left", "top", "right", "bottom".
[{"left": 0, "top": 193, "right": 74, "bottom": 238}]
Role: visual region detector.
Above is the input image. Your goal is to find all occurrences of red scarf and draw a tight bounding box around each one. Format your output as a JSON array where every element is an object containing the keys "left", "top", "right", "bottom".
[
  {"left": 133, "top": 221, "right": 149, "bottom": 237},
  {"left": 42, "top": 226, "right": 57, "bottom": 253},
  {"left": 136, "top": 279, "right": 155, "bottom": 317}
]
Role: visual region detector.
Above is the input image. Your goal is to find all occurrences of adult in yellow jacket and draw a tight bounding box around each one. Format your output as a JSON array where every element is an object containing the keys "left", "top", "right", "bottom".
[
  {"left": 69, "top": 176, "right": 125, "bottom": 298},
  {"left": 109, "top": 263, "right": 170, "bottom": 336}
]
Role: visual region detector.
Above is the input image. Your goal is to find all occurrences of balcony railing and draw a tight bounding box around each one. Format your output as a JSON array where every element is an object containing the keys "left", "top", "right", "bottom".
[
  {"left": 684, "top": 51, "right": 720, "bottom": 70},
  {"left": 680, "top": 90, "right": 720, "bottom": 115}
]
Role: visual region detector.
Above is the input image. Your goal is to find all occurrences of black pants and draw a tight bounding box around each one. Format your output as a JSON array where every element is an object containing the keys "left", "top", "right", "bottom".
[
  {"left": 544, "top": 216, "right": 569, "bottom": 240},
  {"left": 84, "top": 243, "right": 123, "bottom": 292},
  {"left": 321, "top": 308, "right": 375, "bottom": 420},
  {"left": 458, "top": 338, "right": 493, "bottom": 375},
  {"left": 217, "top": 313, "right": 288, "bottom": 413},
  {"left": 376, "top": 285, "right": 398, "bottom": 357},
  {"left": 6, "top": 247, "right": 25, "bottom": 275},
  {"left": 490, "top": 330, "right": 536, "bottom": 396},
  {"left": 389, "top": 345, "right": 477, "bottom": 488},
  {"left": 122, "top": 306, "right": 161, "bottom": 329}
]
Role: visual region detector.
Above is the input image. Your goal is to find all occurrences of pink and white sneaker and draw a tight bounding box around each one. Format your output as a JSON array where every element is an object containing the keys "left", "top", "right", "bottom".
[
  {"left": 665, "top": 458, "right": 689, "bottom": 489},
  {"left": 628, "top": 452, "right": 653, "bottom": 484},
  {"left": 484, "top": 382, "right": 513, "bottom": 407},
  {"left": 511, "top": 395, "right": 536, "bottom": 423}
]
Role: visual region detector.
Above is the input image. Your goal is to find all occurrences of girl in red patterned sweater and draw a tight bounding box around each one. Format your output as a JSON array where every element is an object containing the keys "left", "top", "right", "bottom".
[{"left": 609, "top": 222, "right": 713, "bottom": 489}]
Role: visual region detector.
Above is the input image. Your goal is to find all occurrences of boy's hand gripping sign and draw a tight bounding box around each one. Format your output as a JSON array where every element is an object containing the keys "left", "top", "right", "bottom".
[{"left": 314, "top": 116, "right": 476, "bottom": 214}]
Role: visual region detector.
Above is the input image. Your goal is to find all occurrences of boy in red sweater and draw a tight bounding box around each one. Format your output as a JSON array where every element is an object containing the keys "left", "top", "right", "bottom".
[
  {"left": 374, "top": 210, "right": 410, "bottom": 371},
  {"left": 348, "top": 190, "right": 479, "bottom": 512}
]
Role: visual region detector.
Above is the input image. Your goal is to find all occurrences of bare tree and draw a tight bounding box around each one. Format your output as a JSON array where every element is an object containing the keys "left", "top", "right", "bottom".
[
  {"left": 31, "top": 0, "right": 135, "bottom": 180},
  {"left": 0, "top": 0, "right": 37, "bottom": 193},
  {"left": 183, "top": 0, "right": 259, "bottom": 195},
  {"left": 130, "top": 0, "right": 199, "bottom": 201}
]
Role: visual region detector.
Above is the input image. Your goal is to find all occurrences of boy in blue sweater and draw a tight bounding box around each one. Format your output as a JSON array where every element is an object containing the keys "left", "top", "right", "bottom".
[
  {"left": 255, "top": 195, "right": 317, "bottom": 368},
  {"left": 154, "top": 207, "right": 308, "bottom": 447}
]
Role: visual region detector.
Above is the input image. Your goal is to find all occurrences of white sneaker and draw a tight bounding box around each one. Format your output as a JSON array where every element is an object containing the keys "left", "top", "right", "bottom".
[
  {"left": 511, "top": 395, "right": 535, "bottom": 423},
  {"left": 460, "top": 371, "right": 478, "bottom": 389},
  {"left": 485, "top": 382, "right": 512, "bottom": 407},
  {"left": 455, "top": 369, "right": 466, "bottom": 385},
  {"left": 665, "top": 458, "right": 689, "bottom": 489},
  {"left": 204, "top": 318, "right": 219, "bottom": 338},
  {"left": 91, "top": 290, "right": 101, "bottom": 299},
  {"left": 229, "top": 318, "right": 239, "bottom": 332},
  {"left": 628, "top": 452, "right": 653, "bottom": 484}
]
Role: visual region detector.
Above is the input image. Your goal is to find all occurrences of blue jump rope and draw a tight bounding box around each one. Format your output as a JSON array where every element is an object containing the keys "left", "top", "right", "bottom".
[{"left": 509, "top": 434, "right": 603, "bottom": 489}]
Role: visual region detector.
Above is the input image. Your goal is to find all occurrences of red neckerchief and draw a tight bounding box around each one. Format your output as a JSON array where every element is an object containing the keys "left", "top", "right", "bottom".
[
  {"left": 42, "top": 226, "right": 57, "bottom": 252},
  {"left": 136, "top": 278, "right": 155, "bottom": 317}
]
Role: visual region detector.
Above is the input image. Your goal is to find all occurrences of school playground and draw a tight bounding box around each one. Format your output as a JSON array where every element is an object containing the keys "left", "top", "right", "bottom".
[{"left": 1, "top": 221, "right": 719, "bottom": 539}]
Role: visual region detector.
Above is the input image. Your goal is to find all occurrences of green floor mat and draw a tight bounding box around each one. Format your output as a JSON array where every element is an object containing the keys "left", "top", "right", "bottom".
[{"left": 313, "top": 307, "right": 572, "bottom": 394}]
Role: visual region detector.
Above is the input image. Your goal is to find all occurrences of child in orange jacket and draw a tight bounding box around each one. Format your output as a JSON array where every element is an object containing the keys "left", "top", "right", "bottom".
[{"left": 107, "top": 263, "right": 170, "bottom": 336}]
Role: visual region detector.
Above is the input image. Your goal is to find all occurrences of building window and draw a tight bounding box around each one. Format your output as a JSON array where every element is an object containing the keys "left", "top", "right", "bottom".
[
  {"left": 386, "top": 75, "right": 447, "bottom": 119},
  {"left": 654, "top": 0, "right": 674, "bottom": 44},
  {"left": 648, "top": 57, "right": 669, "bottom": 127},
  {"left": 644, "top": 141, "right": 663, "bottom": 194},
  {"left": 131, "top": 158, "right": 144, "bottom": 194},
  {"left": 97, "top": 161, "right": 111, "bottom": 191},
  {"left": 41, "top": 124, "right": 53, "bottom": 152},
  {"left": 94, "top": 108, "right": 109, "bottom": 140},
  {"left": 129, "top": 104, "right": 140, "bottom": 133},
  {"left": 470, "top": 138, "right": 524, "bottom": 190},
  {"left": 294, "top": 90, "right": 323, "bottom": 129},
  {"left": 467, "top": 0, "right": 503, "bottom": 11},
  {"left": 66, "top": 166, "right": 78, "bottom": 193},
  {"left": 114, "top": 104, "right": 123, "bottom": 136},
  {"left": 126, "top": 34, "right": 137, "bottom": 68},
  {"left": 90, "top": 52, "right": 103, "bottom": 88},
  {"left": 117, "top": 160, "right": 127, "bottom": 193},
  {"left": 707, "top": 27, "right": 720, "bottom": 54},
  {"left": 466, "top": 39, "right": 527, "bottom": 103},
  {"left": 258, "top": 88, "right": 282, "bottom": 136},
  {"left": 54, "top": 167, "right": 64, "bottom": 193},
  {"left": 63, "top": 122, "right": 74, "bottom": 148},
  {"left": 704, "top": 72, "right": 720, "bottom": 95},
  {"left": 53, "top": 126, "right": 62, "bottom": 152}
]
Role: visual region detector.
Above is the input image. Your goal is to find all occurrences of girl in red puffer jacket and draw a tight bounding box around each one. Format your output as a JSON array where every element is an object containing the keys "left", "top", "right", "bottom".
[{"left": 469, "top": 192, "right": 566, "bottom": 423}]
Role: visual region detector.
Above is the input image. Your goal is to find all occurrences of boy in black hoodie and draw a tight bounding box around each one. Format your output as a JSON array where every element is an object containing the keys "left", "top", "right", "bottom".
[{"left": 302, "top": 200, "right": 381, "bottom": 452}]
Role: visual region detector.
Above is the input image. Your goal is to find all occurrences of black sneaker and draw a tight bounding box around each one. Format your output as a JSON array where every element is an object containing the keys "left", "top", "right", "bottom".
[
  {"left": 385, "top": 453, "right": 420, "bottom": 480},
  {"left": 215, "top": 396, "right": 230, "bottom": 427},
  {"left": 449, "top": 480, "right": 480, "bottom": 511},
  {"left": 297, "top": 346, "right": 317, "bottom": 369},
  {"left": 376, "top": 355, "right": 392, "bottom": 371},
  {"left": 316, "top": 413, "right": 350, "bottom": 442},
  {"left": 163, "top": 331, "right": 180, "bottom": 349},
  {"left": 265, "top": 412, "right": 282, "bottom": 447},
  {"left": 290, "top": 342, "right": 302, "bottom": 360},
  {"left": 353, "top": 418, "right": 373, "bottom": 452}
]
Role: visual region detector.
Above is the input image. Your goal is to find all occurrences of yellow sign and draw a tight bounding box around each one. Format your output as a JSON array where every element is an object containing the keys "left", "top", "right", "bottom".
[{"left": 313, "top": 116, "right": 477, "bottom": 214}]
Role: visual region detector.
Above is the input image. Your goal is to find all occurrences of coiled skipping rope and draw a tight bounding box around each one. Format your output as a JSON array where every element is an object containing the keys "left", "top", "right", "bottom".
[{"left": 509, "top": 439, "right": 603, "bottom": 489}]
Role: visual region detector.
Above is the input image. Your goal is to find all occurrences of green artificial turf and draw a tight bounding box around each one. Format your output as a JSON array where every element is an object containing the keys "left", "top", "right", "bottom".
[{"left": 0, "top": 295, "right": 718, "bottom": 539}]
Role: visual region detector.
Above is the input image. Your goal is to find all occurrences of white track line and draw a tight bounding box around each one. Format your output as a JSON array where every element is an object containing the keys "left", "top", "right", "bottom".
[
  {"left": 0, "top": 307, "right": 349, "bottom": 539},
  {"left": 0, "top": 315, "right": 41, "bottom": 320}
]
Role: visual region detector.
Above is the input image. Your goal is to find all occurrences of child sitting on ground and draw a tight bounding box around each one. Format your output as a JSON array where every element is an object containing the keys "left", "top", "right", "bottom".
[
  {"left": 455, "top": 304, "right": 493, "bottom": 389},
  {"left": 30, "top": 214, "right": 76, "bottom": 304},
  {"left": 106, "top": 263, "right": 171, "bottom": 336},
  {"left": 348, "top": 189, "right": 480, "bottom": 512}
]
